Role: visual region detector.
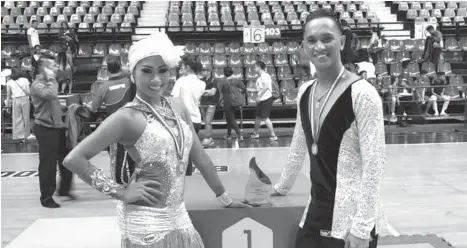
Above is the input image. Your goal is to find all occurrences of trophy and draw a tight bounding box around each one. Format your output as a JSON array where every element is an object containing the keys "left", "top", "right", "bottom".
[{"left": 244, "top": 157, "right": 272, "bottom": 207}]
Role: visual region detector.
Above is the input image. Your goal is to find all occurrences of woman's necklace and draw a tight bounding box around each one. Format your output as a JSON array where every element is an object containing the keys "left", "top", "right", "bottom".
[
  {"left": 135, "top": 95, "right": 186, "bottom": 174},
  {"left": 309, "top": 67, "right": 345, "bottom": 156},
  {"left": 315, "top": 87, "right": 332, "bottom": 109}
]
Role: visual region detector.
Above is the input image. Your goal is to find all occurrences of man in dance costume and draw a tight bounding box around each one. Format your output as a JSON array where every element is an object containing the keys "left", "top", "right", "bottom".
[
  {"left": 64, "top": 32, "right": 250, "bottom": 248},
  {"left": 272, "top": 9, "right": 386, "bottom": 248}
]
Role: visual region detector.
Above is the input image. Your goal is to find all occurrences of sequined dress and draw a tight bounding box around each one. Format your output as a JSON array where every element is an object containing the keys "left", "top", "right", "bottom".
[
  {"left": 116, "top": 101, "right": 204, "bottom": 248},
  {"left": 273, "top": 79, "right": 387, "bottom": 241}
]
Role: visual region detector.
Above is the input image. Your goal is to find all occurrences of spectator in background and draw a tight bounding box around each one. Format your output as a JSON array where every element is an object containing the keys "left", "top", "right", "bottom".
[
  {"left": 250, "top": 61, "right": 277, "bottom": 141},
  {"left": 6, "top": 68, "right": 31, "bottom": 144},
  {"left": 431, "top": 75, "right": 451, "bottom": 116},
  {"left": 397, "top": 78, "right": 414, "bottom": 127},
  {"left": 358, "top": 70, "right": 367, "bottom": 80},
  {"left": 88, "top": 56, "right": 136, "bottom": 184},
  {"left": 373, "top": 73, "right": 390, "bottom": 116},
  {"left": 198, "top": 66, "right": 218, "bottom": 147},
  {"left": 368, "top": 27, "right": 383, "bottom": 63},
  {"left": 218, "top": 67, "right": 245, "bottom": 141},
  {"left": 59, "top": 22, "right": 79, "bottom": 58},
  {"left": 31, "top": 54, "right": 74, "bottom": 208},
  {"left": 57, "top": 45, "right": 75, "bottom": 94},
  {"left": 388, "top": 77, "right": 399, "bottom": 122},
  {"left": 424, "top": 25, "right": 443, "bottom": 65},
  {"left": 171, "top": 56, "right": 206, "bottom": 176},
  {"left": 27, "top": 20, "right": 40, "bottom": 49},
  {"left": 340, "top": 19, "right": 353, "bottom": 65}
]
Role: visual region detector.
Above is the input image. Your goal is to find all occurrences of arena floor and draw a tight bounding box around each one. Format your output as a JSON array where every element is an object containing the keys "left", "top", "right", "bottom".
[{"left": 1, "top": 126, "right": 467, "bottom": 248}]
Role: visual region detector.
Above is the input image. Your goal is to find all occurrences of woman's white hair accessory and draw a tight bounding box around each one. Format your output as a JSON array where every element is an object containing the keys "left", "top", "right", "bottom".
[{"left": 128, "top": 32, "right": 185, "bottom": 76}]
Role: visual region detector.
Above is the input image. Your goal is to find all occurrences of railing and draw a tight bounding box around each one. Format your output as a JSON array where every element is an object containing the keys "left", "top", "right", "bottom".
[
  {"left": 2, "top": 20, "right": 467, "bottom": 44},
  {"left": 1, "top": 83, "right": 466, "bottom": 133}
]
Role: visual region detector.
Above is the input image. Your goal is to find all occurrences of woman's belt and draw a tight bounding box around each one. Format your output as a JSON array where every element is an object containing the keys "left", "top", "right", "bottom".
[{"left": 117, "top": 202, "right": 192, "bottom": 245}]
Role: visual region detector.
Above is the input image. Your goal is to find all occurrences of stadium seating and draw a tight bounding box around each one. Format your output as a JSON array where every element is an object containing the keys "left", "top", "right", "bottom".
[
  {"left": 166, "top": 1, "right": 377, "bottom": 32},
  {"left": 1, "top": 1, "right": 142, "bottom": 33}
]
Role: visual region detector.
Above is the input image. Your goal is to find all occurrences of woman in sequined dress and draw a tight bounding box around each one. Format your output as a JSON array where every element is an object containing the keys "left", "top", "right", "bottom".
[
  {"left": 271, "top": 9, "right": 386, "bottom": 248},
  {"left": 63, "top": 33, "right": 249, "bottom": 248}
]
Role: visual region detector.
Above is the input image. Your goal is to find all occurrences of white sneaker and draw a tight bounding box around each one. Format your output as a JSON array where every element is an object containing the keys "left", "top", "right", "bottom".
[{"left": 27, "top": 134, "right": 36, "bottom": 140}]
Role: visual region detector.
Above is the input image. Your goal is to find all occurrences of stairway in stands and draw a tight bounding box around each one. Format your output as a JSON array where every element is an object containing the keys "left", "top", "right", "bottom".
[
  {"left": 367, "top": 1, "right": 410, "bottom": 39},
  {"left": 133, "top": 1, "right": 169, "bottom": 40}
]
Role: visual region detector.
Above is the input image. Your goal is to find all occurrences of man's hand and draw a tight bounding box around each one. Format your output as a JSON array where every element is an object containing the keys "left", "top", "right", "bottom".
[{"left": 344, "top": 233, "right": 370, "bottom": 248}]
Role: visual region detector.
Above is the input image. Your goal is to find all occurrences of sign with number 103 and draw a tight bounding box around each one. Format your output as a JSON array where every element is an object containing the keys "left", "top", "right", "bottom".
[{"left": 222, "top": 217, "right": 273, "bottom": 248}]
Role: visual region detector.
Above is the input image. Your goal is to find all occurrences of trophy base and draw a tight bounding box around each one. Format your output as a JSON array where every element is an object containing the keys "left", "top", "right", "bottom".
[{"left": 242, "top": 200, "right": 272, "bottom": 207}]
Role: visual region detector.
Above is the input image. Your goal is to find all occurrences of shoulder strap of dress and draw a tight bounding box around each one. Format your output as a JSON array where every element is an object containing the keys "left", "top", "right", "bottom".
[{"left": 119, "top": 101, "right": 152, "bottom": 115}]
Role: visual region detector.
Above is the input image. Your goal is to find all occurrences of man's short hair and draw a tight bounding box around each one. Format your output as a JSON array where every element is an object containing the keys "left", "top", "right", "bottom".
[
  {"left": 426, "top": 25, "right": 434, "bottom": 31},
  {"left": 255, "top": 61, "right": 266, "bottom": 70},
  {"left": 223, "top": 67, "right": 234, "bottom": 77},
  {"left": 183, "top": 55, "right": 202, "bottom": 74},
  {"left": 107, "top": 56, "right": 122, "bottom": 74},
  {"left": 358, "top": 70, "right": 367, "bottom": 76},
  {"left": 31, "top": 20, "right": 38, "bottom": 24},
  {"left": 305, "top": 8, "right": 344, "bottom": 34}
]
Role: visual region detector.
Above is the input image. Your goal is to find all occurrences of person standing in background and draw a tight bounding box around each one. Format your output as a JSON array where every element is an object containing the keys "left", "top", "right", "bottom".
[
  {"left": 218, "top": 67, "right": 245, "bottom": 141},
  {"left": 424, "top": 26, "right": 443, "bottom": 65},
  {"left": 250, "top": 61, "right": 278, "bottom": 141},
  {"left": 198, "top": 66, "right": 219, "bottom": 147},
  {"left": 88, "top": 56, "right": 136, "bottom": 184},
  {"left": 6, "top": 68, "right": 31, "bottom": 144},
  {"left": 31, "top": 54, "right": 74, "bottom": 208},
  {"left": 27, "top": 20, "right": 40, "bottom": 49},
  {"left": 171, "top": 56, "right": 206, "bottom": 175}
]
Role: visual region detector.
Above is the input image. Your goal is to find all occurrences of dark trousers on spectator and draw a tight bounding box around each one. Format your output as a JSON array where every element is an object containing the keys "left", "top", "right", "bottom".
[
  {"left": 224, "top": 104, "right": 241, "bottom": 137},
  {"left": 397, "top": 96, "right": 413, "bottom": 125},
  {"left": 186, "top": 123, "right": 201, "bottom": 176},
  {"left": 33, "top": 124, "right": 73, "bottom": 203}
]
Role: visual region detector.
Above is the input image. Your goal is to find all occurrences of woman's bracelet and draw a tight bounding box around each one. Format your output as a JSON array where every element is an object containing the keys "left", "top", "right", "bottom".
[
  {"left": 217, "top": 192, "right": 233, "bottom": 207},
  {"left": 89, "top": 168, "right": 123, "bottom": 197}
]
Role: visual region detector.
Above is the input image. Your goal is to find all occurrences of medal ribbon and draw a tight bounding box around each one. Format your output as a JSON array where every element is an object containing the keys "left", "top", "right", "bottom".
[
  {"left": 309, "top": 67, "right": 346, "bottom": 144},
  {"left": 135, "top": 95, "right": 185, "bottom": 162}
]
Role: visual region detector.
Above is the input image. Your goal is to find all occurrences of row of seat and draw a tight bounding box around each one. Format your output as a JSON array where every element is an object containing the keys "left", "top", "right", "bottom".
[
  {"left": 396, "top": 1, "right": 467, "bottom": 11},
  {"left": 1, "top": 5, "right": 140, "bottom": 18},
  {"left": 2, "top": 13, "right": 137, "bottom": 25},
  {"left": 167, "top": 10, "right": 376, "bottom": 25},
  {"left": 406, "top": 8, "right": 467, "bottom": 19},
  {"left": 375, "top": 38, "right": 467, "bottom": 52},
  {"left": 1, "top": 1, "right": 141, "bottom": 9},
  {"left": 1, "top": 22, "right": 133, "bottom": 34},
  {"left": 167, "top": 1, "right": 377, "bottom": 30},
  {"left": 375, "top": 61, "right": 454, "bottom": 78},
  {"left": 170, "top": 1, "right": 367, "bottom": 12},
  {"left": 412, "top": 16, "right": 467, "bottom": 26}
]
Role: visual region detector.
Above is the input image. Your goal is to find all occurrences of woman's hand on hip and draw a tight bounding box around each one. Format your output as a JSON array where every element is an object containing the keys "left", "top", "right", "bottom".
[{"left": 120, "top": 180, "right": 164, "bottom": 206}]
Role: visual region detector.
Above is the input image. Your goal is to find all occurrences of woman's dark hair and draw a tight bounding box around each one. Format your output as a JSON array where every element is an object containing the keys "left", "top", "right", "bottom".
[
  {"left": 183, "top": 55, "right": 202, "bottom": 74},
  {"left": 107, "top": 56, "right": 122, "bottom": 74},
  {"left": 255, "top": 61, "right": 266, "bottom": 70},
  {"left": 223, "top": 67, "right": 234, "bottom": 77},
  {"left": 10, "top": 67, "right": 21, "bottom": 80},
  {"left": 358, "top": 70, "right": 367, "bottom": 76},
  {"left": 305, "top": 8, "right": 343, "bottom": 34}
]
